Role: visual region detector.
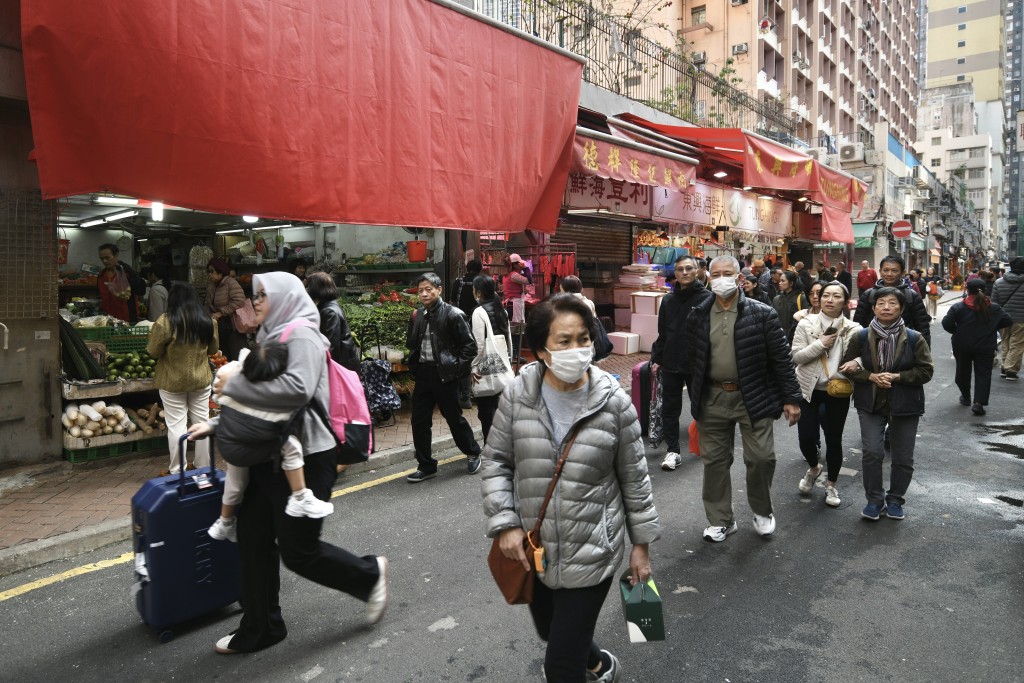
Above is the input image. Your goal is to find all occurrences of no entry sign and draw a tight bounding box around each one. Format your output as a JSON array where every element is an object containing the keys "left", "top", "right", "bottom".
[{"left": 891, "top": 220, "right": 912, "bottom": 239}]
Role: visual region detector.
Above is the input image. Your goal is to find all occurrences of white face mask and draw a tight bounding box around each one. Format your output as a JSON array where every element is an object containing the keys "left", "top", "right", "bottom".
[
  {"left": 545, "top": 346, "right": 593, "bottom": 384},
  {"left": 710, "top": 276, "right": 738, "bottom": 298}
]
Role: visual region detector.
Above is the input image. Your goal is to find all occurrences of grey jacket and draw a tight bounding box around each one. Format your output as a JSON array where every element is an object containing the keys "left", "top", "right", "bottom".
[
  {"left": 992, "top": 272, "right": 1024, "bottom": 323},
  {"left": 480, "top": 363, "right": 661, "bottom": 590}
]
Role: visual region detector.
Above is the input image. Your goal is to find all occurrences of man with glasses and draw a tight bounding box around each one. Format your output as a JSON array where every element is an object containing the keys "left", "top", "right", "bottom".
[{"left": 651, "top": 255, "right": 713, "bottom": 471}]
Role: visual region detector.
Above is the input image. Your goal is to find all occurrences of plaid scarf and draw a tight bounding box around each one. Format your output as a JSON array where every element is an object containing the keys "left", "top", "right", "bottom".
[{"left": 869, "top": 317, "right": 905, "bottom": 372}]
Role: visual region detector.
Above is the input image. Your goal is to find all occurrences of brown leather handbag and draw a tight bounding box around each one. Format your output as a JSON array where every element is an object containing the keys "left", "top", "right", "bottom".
[{"left": 487, "top": 429, "right": 580, "bottom": 605}]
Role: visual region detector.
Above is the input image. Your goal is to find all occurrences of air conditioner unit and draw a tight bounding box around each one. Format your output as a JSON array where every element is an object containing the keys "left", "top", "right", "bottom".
[
  {"left": 693, "top": 51, "right": 707, "bottom": 64},
  {"left": 806, "top": 147, "right": 828, "bottom": 161},
  {"left": 730, "top": 0, "right": 748, "bottom": 5},
  {"left": 865, "top": 150, "right": 885, "bottom": 165},
  {"left": 825, "top": 154, "right": 842, "bottom": 167},
  {"left": 840, "top": 142, "right": 865, "bottom": 162},
  {"left": 732, "top": 43, "right": 749, "bottom": 55}
]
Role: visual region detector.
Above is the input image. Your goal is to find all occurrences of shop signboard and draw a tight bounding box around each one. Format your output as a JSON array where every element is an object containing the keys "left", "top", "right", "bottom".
[
  {"left": 652, "top": 181, "right": 792, "bottom": 235},
  {"left": 565, "top": 173, "right": 652, "bottom": 218}
]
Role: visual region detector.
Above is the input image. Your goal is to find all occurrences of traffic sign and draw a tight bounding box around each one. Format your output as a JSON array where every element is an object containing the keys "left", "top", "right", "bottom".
[{"left": 891, "top": 219, "right": 912, "bottom": 239}]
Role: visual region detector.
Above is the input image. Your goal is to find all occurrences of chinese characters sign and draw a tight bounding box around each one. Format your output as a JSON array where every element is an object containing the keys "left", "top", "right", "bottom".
[
  {"left": 565, "top": 173, "right": 652, "bottom": 218},
  {"left": 652, "top": 180, "right": 792, "bottom": 235},
  {"left": 745, "top": 136, "right": 866, "bottom": 215},
  {"left": 571, "top": 135, "right": 697, "bottom": 190}
]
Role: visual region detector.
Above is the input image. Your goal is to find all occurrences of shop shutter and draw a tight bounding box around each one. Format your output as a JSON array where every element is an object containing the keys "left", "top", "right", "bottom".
[{"left": 555, "top": 221, "right": 633, "bottom": 265}]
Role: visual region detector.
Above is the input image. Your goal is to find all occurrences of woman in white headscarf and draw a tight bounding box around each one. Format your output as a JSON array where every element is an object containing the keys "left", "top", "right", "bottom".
[{"left": 188, "top": 272, "right": 389, "bottom": 654}]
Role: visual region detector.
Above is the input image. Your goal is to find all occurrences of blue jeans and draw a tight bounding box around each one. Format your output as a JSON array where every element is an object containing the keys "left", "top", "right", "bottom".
[{"left": 857, "top": 412, "right": 918, "bottom": 506}]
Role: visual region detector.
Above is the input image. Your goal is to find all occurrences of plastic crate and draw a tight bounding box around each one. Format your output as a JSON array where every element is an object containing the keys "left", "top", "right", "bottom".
[
  {"left": 63, "top": 442, "right": 135, "bottom": 463},
  {"left": 134, "top": 436, "right": 168, "bottom": 454},
  {"left": 74, "top": 326, "right": 151, "bottom": 354}
]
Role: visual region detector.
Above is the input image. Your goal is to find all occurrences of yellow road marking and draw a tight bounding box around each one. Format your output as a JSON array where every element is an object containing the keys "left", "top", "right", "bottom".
[{"left": 0, "top": 454, "right": 467, "bottom": 603}]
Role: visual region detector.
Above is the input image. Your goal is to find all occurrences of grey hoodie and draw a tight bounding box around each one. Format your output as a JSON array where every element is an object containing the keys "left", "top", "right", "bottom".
[{"left": 992, "top": 271, "right": 1024, "bottom": 323}]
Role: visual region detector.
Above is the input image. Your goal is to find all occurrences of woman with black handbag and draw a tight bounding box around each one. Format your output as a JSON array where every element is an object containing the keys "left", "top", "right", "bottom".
[
  {"left": 480, "top": 294, "right": 660, "bottom": 682},
  {"left": 790, "top": 282, "right": 862, "bottom": 508}
]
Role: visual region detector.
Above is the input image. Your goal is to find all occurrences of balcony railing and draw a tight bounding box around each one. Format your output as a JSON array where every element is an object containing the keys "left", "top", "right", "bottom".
[{"left": 473, "top": 0, "right": 796, "bottom": 137}]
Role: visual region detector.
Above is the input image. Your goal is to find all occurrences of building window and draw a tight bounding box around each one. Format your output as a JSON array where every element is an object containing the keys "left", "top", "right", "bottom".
[
  {"left": 957, "top": 75, "right": 966, "bottom": 81},
  {"left": 931, "top": 158, "right": 941, "bottom": 167},
  {"left": 957, "top": 57, "right": 966, "bottom": 64},
  {"left": 958, "top": 23, "right": 967, "bottom": 30},
  {"left": 958, "top": 40, "right": 966, "bottom": 47},
  {"left": 967, "top": 169, "right": 985, "bottom": 179},
  {"left": 958, "top": 5, "right": 967, "bottom": 12},
  {"left": 970, "top": 148, "right": 986, "bottom": 158},
  {"left": 692, "top": 6, "right": 706, "bottom": 25},
  {"left": 931, "top": 137, "right": 941, "bottom": 145}
]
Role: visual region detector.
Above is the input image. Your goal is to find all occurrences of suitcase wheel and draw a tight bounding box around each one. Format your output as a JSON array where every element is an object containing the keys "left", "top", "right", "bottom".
[{"left": 159, "top": 629, "right": 175, "bottom": 644}]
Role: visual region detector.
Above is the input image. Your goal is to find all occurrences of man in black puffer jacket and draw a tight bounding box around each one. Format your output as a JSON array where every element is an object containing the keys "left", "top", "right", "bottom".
[
  {"left": 406, "top": 272, "right": 481, "bottom": 482},
  {"left": 651, "top": 255, "right": 712, "bottom": 471},
  {"left": 853, "top": 254, "right": 931, "bottom": 346},
  {"left": 685, "top": 256, "right": 802, "bottom": 544}
]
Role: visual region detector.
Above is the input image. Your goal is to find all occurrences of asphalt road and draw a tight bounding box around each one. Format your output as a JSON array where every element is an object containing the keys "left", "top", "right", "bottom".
[{"left": 1, "top": 309, "right": 1022, "bottom": 683}]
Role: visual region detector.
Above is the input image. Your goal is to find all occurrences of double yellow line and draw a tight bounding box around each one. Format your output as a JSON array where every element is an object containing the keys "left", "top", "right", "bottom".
[{"left": 0, "top": 456, "right": 465, "bottom": 603}]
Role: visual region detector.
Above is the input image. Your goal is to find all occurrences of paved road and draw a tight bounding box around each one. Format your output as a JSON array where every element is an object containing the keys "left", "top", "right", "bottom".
[{"left": 1, "top": 314, "right": 1022, "bottom": 683}]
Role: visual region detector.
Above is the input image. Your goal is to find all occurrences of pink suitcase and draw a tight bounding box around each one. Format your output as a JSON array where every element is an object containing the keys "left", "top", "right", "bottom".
[{"left": 631, "top": 361, "right": 652, "bottom": 436}]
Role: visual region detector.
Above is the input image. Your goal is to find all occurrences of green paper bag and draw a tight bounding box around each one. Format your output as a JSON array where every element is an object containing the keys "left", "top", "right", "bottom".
[{"left": 619, "top": 572, "right": 665, "bottom": 643}]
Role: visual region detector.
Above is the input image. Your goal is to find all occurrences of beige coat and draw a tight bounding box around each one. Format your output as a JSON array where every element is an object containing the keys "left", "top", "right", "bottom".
[
  {"left": 790, "top": 313, "right": 862, "bottom": 402},
  {"left": 205, "top": 276, "right": 246, "bottom": 317}
]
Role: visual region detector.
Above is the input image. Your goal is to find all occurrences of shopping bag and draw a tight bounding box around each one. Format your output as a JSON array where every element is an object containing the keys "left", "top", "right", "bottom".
[
  {"left": 648, "top": 366, "right": 663, "bottom": 448},
  {"left": 232, "top": 299, "right": 259, "bottom": 334},
  {"left": 473, "top": 316, "right": 514, "bottom": 397},
  {"left": 688, "top": 420, "right": 700, "bottom": 457},
  {"left": 619, "top": 572, "right": 665, "bottom": 643}
]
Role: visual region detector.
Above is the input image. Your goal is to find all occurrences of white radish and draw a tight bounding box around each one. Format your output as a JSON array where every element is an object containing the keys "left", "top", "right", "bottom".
[
  {"left": 102, "top": 426, "right": 114, "bottom": 434},
  {"left": 64, "top": 404, "right": 80, "bottom": 421},
  {"left": 80, "top": 428, "right": 94, "bottom": 438},
  {"left": 127, "top": 422, "right": 137, "bottom": 433},
  {"left": 113, "top": 424, "right": 125, "bottom": 434},
  {"left": 75, "top": 414, "right": 89, "bottom": 427},
  {"left": 90, "top": 401, "right": 106, "bottom": 413},
  {"left": 79, "top": 403, "right": 103, "bottom": 422},
  {"left": 85, "top": 420, "right": 101, "bottom": 431},
  {"left": 106, "top": 416, "right": 118, "bottom": 427},
  {"left": 61, "top": 415, "right": 72, "bottom": 429}
]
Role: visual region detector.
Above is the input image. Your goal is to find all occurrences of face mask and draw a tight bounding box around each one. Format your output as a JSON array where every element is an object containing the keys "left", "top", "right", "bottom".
[
  {"left": 545, "top": 346, "right": 593, "bottom": 384},
  {"left": 710, "top": 276, "right": 738, "bottom": 298}
]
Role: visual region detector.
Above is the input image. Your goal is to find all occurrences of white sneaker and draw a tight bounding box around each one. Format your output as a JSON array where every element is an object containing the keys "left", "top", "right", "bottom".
[
  {"left": 367, "top": 556, "right": 389, "bottom": 625},
  {"left": 753, "top": 513, "right": 776, "bottom": 536},
  {"left": 208, "top": 517, "right": 237, "bottom": 543},
  {"left": 825, "top": 485, "right": 841, "bottom": 508},
  {"left": 661, "top": 452, "right": 682, "bottom": 471},
  {"left": 798, "top": 465, "right": 822, "bottom": 494},
  {"left": 702, "top": 521, "right": 738, "bottom": 542},
  {"left": 586, "top": 650, "right": 621, "bottom": 682},
  {"left": 285, "top": 489, "right": 334, "bottom": 519}
]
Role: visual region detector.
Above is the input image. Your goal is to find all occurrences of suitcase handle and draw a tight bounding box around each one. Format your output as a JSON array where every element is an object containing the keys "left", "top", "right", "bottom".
[{"left": 176, "top": 433, "right": 218, "bottom": 497}]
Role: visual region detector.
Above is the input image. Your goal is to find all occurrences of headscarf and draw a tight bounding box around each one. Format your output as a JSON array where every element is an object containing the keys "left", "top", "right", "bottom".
[
  {"left": 869, "top": 315, "right": 906, "bottom": 372},
  {"left": 253, "top": 272, "right": 329, "bottom": 350}
]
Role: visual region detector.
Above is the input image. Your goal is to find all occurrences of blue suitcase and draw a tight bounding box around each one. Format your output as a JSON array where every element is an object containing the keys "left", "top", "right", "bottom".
[{"left": 132, "top": 434, "right": 241, "bottom": 642}]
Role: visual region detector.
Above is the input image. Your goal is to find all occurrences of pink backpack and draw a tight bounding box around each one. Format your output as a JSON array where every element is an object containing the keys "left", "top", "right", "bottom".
[{"left": 281, "top": 320, "right": 371, "bottom": 463}]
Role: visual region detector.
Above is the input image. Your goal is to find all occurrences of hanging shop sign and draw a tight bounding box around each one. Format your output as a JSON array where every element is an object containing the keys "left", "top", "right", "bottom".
[
  {"left": 570, "top": 132, "right": 697, "bottom": 190},
  {"left": 652, "top": 181, "right": 792, "bottom": 235},
  {"left": 564, "top": 173, "right": 652, "bottom": 218}
]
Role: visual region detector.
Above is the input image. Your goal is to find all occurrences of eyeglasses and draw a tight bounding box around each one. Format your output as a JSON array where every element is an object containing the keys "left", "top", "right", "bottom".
[{"left": 252, "top": 291, "right": 267, "bottom": 302}]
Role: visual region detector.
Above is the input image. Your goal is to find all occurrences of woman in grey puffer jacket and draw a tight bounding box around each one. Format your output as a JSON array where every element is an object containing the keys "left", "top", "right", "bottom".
[{"left": 481, "top": 294, "right": 660, "bottom": 683}]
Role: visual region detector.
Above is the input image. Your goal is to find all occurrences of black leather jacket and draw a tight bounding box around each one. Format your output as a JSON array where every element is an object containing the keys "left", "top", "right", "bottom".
[
  {"left": 318, "top": 300, "right": 360, "bottom": 372},
  {"left": 684, "top": 293, "right": 802, "bottom": 422},
  {"left": 407, "top": 300, "right": 477, "bottom": 383},
  {"left": 650, "top": 281, "right": 712, "bottom": 375}
]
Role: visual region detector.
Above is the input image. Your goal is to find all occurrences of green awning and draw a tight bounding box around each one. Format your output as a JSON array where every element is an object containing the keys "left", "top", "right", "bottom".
[
  {"left": 910, "top": 234, "right": 926, "bottom": 251},
  {"left": 853, "top": 221, "right": 875, "bottom": 248}
]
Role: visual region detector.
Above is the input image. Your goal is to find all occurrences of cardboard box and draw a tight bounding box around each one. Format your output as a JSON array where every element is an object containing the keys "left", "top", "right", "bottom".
[
  {"left": 620, "top": 573, "right": 665, "bottom": 643},
  {"left": 614, "top": 307, "right": 632, "bottom": 329},
  {"left": 637, "top": 332, "right": 657, "bottom": 353},
  {"left": 607, "top": 332, "right": 639, "bottom": 355},
  {"left": 613, "top": 286, "right": 636, "bottom": 308},
  {"left": 630, "top": 313, "right": 659, "bottom": 337},
  {"left": 630, "top": 291, "right": 665, "bottom": 315}
]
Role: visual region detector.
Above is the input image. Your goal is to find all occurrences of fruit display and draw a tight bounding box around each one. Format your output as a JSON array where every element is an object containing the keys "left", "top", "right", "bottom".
[
  {"left": 209, "top": 352, "right": 229, "bottom": 369},
  {"left": 106, "top": 351, "right": 157, "bottom": 381}
]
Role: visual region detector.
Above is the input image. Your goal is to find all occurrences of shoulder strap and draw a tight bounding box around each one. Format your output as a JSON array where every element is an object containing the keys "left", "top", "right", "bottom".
[
  {"left": 819, "top": 353, "right": 831, "bottom": 377},
  {"left": 280, "top": 319, "right": 316, "bottom": 342},
  {"left": 528, "top": 427, "right": 582, "bottom": 547}
]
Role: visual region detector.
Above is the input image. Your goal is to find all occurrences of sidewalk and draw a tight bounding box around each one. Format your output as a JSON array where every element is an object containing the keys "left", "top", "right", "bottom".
[{"left": 0, "top": 352, "right": 648, "bottom": 576}]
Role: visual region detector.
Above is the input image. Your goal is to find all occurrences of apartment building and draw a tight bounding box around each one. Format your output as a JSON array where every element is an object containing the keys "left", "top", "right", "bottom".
[
  {"left": 1005, "top": 0, "right": 1021, "bottom": 257},
  {"left": 677, "top": 0, "right": 919, "bottom": 149}
]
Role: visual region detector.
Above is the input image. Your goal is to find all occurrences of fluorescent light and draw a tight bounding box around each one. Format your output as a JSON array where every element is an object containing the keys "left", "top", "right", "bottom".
[
  {"left": 242, "top": 215, "right": 259, "bottom": 223},
  {"left": 254, "top": 224, "right": 291, "bottom": 231},
  {"left": 757, "top": 195, "right": 773, "bottom": 200},
  {"left": 105, "top": 210, "right": 139, "bottom": 222},
  {"left": 797, "top": 196, "right": 809, "bottom": 202},
  {"left": 713, "top": 171, "right": 729, "bottom": 178},
  {"left": 137, "top": 238, "right": 148, "bottom": 243},
  {"left": 217, "top": 228, "right": 248, "bottom": 234},
  {"left": 80, "top": 218, "right": 106, "bottom": 228},
  {"left": 151, "top": 202, "right": 164, "bottom": 222},
  {"left": 58, "top": 222, "right": 76, "bottom": 227},
  {"left": 94, "top": 196, "right": 139, "bottom": 206},
  {"left": 743, "top": 186, "right": 753, "bottom": 191}
]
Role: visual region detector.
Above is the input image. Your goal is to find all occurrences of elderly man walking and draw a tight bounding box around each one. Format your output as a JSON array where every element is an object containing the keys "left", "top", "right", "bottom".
[
  {"left": 685, "top": 256, "right": 802, "bottom": 542},
  {"left": 993, "top": 257, "right": 1024, "bottom": 381}
]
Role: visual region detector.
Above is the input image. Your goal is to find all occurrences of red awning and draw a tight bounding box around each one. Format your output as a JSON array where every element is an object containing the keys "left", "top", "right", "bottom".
[
  {"left": 570, "top": 129, "right": 697, "bottom": 190},
  {"left": 615, "top": 116, "right": 867, "bottom": 222},
  {"left": 22, "top": 0, "right": 583, "bottom": 233}
]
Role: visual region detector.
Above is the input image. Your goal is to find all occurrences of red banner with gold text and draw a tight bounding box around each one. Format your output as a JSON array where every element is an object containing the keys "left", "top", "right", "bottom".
[{"left": 571, "top": 134, "right": 696, "bottom": 191}]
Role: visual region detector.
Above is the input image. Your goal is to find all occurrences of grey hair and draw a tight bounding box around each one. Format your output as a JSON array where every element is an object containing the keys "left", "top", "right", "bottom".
[
  {"left": 415, "top": 272, "right": 443, "bottom": 288},
  {"left": 708, "top": 255, "right": 741, "bottom": 273}
]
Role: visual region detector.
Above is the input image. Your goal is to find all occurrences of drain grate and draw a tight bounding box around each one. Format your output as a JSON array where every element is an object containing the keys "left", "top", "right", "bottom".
[{"left": 995, "top": 495, "right": 1024, "bottom": 508}]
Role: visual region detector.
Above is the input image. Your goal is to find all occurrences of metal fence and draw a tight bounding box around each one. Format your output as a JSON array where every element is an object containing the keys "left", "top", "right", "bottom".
[{"left": 475, "top": 0, "right": 796, "bottom": 137}]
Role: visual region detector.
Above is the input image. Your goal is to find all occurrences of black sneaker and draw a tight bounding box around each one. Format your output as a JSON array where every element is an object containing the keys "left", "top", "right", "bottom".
[
  {"left": 406, "top": 470, "right": 437, "bottom": 483},
  {"left": 971, "top": 403, "right": 986, "bottom": 415},
  {"left": 1006, "top": 371, "right": 1019, "bottom": 381},
  {"left": 467, "top": 456, "right": 482, "bottom": 474},
  {"left": 959, "top": 395, "right": 971, "bottom": 406},
  {"left": 1001, "top": 368, "right": 1008, "bottom": 378}
]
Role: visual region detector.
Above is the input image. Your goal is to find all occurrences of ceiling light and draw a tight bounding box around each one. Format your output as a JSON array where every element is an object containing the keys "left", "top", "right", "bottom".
[
  {"left": 80, "top": 218, "right": 106, "bottom": 228},
  {"left": 242, "top": 215, "right": 259, "bottom": 223},
  {"left": 757, "top": 195, "right": 773, "bottom": 200},
  {"left": 797, "top": 196, "right": 809, "bottom": 202},
  {"left": 94, "top": 196, "right": 139, "bottom": 206},
  {"left": 57, "top": 222, "right": 76, "bottom": 227},
  {"left": 217, "top": 228, "right": 248, "bottom": 234},
  {"left": 105, "top": 210, "right": 139, "bottom": 222},
  {"left": 743, "top": 186, "right": 753, "bottom": 191},
  {"left": 151, "top": 202, "right": 164, "bottom": 222},
  {"left": 713, "top": 171, "right": 729, "bottom": 179}
]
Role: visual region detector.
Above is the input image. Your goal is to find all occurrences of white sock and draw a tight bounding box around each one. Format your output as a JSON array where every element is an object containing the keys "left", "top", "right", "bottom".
[
  {"left": 291, "top": 488, "right": 309, "bottom": 499},
  {"left": 220, "top": 516, "right": 234, "bottom": 525}
]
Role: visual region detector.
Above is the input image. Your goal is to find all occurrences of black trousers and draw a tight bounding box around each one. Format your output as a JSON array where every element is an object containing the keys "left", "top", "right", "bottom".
[
  {"left": 217, "top": 317, "right": 247, "bottom": 362},
  {"left": 411, "top": 364, "right": 480, "bottom": 472},
  {"left": 229, "top": 449, "right": 380, "bottom": 652},
  {"left": 476, "top": 394, "right": 501, "bottom": 446},
  {"left": 797, "top": 390, "right": 851, "bottom": 483},
  {"left": 660, "top": 370, "right": 688, "bottom": 453},
  {"left": 528, "top": 577, "right": 613, "bottom": 683},
  {"left": 954, "top": 350, "right": 994, "bottom": 406}
]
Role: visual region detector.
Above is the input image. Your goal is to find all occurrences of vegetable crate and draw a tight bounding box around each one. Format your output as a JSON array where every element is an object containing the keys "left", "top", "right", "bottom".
[
  {"left": 63, "top": 442, "right": 135, "bottom": 463},
  {"left": 75, "top": 326, "right": 150, "bottom": 354},
  {"left": 134, "top": 436, "right": 168, "bottom": 454}
]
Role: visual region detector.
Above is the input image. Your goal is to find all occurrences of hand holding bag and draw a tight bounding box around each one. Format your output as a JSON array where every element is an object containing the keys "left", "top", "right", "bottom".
[
  {"left": 820, "top": 354, "right": 853, "bottom": 398},
  {"left": 232, "top": 298, "right": 259, "bottom": 334},
  {"left": 487, "top": 429, "right": 580, "bottom": 605},
  {"left": 472, "top": 313, "right": 514, "bottom": 397}
]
